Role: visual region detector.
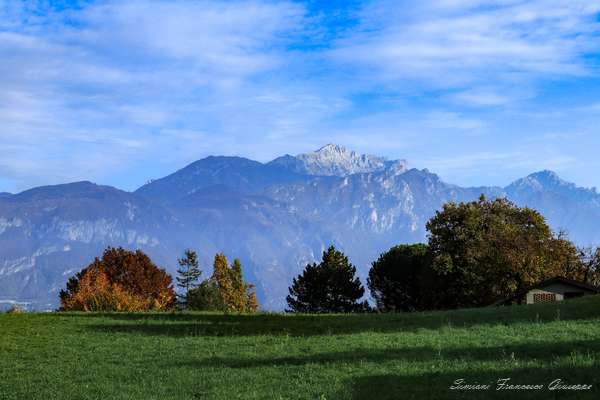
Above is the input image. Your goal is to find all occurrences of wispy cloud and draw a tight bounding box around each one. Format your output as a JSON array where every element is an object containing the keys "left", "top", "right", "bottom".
[
  {"left": 0, "top": 0, "right": 328, "bottom": 190},
  {"left": 0, "top": 0, "right": 599, "bottom": 192},
  {"left": 331, "top": 0, "right": 600, "bottom": 90}
]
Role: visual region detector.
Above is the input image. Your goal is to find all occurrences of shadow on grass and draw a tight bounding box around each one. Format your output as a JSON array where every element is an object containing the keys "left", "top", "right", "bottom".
[
  {"left": 171, "top": 339, "right": 600, "bottom": 369},
  {"left": 342, "top": 365, "right": 600, "bottom": 400},
  {"left": 82, "top": 296, "right": 600, "bottom": 337}
]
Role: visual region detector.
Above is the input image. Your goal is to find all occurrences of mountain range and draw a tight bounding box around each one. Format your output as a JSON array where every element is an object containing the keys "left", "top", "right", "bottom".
[{"left": 1, "top": 144, "right": 599, "bottom": 310}]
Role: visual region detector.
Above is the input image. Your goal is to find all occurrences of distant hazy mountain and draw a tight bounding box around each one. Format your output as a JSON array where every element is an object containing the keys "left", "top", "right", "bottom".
[
  {"left": 136, "top": 156, "right": 305, "bottom": 204},
  {"left": 1, "top": 146, "right": 599, "bottom": 310},
  {"left": 0, "top": 182, "right": 181, "bottom": 310},
  {"left": 505, "top": 170, "right": 600, "bottom": 245}
]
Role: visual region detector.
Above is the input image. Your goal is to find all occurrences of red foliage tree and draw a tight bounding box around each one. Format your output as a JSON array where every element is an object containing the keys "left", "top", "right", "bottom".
[{"left": 60, "top": 247, "right": 175, "bottom": 311}]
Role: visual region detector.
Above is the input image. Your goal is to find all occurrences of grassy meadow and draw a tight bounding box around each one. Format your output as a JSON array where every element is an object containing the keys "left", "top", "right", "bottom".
[{"left": 2, "top": 296, "right": 600, "bottom": 400}]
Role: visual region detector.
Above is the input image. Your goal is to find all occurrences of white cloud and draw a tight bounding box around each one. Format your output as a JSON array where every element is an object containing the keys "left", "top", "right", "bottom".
[
  {"left": 0, "top": 0, "right": 330, "bottom": 191},
  {"left": 331, "top": 0, "right": 600, "bottom": 91},
  {"left": 70, "top": 1, "right": 305, "bottom": 77},
  {"left": 446, "top": 88, "right": 513, "bottom": 106},
  {"left": 0, "top": 0, "right": 599, "bottom": 192}
]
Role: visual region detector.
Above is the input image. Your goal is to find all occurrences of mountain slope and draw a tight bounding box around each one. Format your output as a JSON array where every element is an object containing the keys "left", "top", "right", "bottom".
[
  {"left": 266, "top": 168, "right": 504, "bottom": 275},
  {"left": 0, "top": 182, "right": 181, "bottom": 309},
  {"left": 170, "top": 185, "right": 333, "bottom": 308},
  {"left": 505, "top": 171, "right": 600, "bottom": 245},
  {"left": 136, "top": 156, "right": 304, "bottom": 204},
  {"left": 1, "top": 146, "right": 600, "bottom": 310}
]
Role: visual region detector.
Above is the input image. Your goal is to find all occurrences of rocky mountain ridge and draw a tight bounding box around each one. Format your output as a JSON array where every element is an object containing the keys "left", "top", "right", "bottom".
[
  {"left": 269, "top": 144, "right": 408, "bottom": 177},
  {"left": 1, "top": 146, "right": 599, "bottom": 310}
]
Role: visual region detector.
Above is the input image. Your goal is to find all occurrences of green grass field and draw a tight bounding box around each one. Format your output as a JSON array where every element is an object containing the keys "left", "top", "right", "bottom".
[{"left": 2, "top": 297, "right": 600, "bottom": 400}]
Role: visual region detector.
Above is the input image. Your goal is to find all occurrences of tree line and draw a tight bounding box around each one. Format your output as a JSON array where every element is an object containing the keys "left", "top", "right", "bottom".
[
  {"left": 59, "top": 196, "right": 600, "bottom": 313},
  {"left": 60, "top": 248, "right": 258, "bottom": 312},
  {"left": 286, "top": 196, "right": 600, "bottom": 313}
]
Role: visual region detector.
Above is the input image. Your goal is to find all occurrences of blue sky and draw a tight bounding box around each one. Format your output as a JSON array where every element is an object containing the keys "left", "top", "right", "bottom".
[{"left": 1, "top": 0, "right": 600, "bottom": 193}]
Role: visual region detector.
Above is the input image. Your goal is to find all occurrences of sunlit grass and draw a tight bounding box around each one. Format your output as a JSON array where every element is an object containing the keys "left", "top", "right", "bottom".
[{"left": 2, "top": 297, "right": 600, "bottom": 399}]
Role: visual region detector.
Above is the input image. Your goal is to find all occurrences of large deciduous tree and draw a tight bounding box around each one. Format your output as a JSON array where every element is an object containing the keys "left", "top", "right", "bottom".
[
  {"left": 579, "top": 246, "right": 600, "bottom": 287},
  {"left": 426, "top": 196, "right": 585, "bottom": 309},
  {"left": 287, "top": 246, "right": 368, "bottom": 313},
  {"left": 60, "top": 247, "right": 175, "bottom": 311}
]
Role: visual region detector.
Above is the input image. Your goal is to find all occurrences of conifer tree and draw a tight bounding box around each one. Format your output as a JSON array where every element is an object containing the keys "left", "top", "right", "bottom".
[
  {"left": 212, "top": 253, "right": 235, "bottom": 311},
  {"left": 186, "top": 278, "right": 226, "bottom": 311},
  {"left": 287, "top": 245, "right": 367, "bottom": 313},
  {"left": 245, "top": 283, "right": 259, "bottom": 312},
  {"left": 211, "top": 253, "right": 260, "bottom": 312},
  {"left": 176, "top": 249, "right": 202, "bottom": 307},
  {"left": 230, "top": 258, "right": 247, "bottom": 311}
]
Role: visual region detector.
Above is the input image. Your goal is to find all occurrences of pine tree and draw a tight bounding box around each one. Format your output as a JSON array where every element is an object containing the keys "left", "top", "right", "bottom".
[
  {"left": 176, "top": 249, "right": 202, "bottom": 307},
  {"left": 287, "top": 245, "right": 367, "bottom": 313}
]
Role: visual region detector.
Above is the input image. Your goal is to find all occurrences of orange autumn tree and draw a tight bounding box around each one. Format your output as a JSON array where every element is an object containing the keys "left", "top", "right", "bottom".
[{"left": 60, "top": 247, "right": 175, "bottom": 311}]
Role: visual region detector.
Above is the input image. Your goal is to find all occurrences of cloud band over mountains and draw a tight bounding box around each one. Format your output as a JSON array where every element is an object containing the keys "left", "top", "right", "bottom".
[{"left": 1, "top": 0, "right": 599, "bottom": 192}]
